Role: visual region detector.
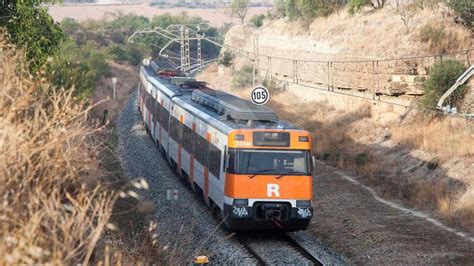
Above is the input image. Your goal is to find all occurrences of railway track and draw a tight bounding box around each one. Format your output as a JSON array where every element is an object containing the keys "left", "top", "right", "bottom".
[{"left": 236, "top": 232, "right": 323, "bottom": 265}]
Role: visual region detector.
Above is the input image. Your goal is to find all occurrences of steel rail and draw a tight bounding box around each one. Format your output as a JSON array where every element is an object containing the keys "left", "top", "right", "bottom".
[{"left": 235, "top": 232, "right": 324, "bottom": 266}]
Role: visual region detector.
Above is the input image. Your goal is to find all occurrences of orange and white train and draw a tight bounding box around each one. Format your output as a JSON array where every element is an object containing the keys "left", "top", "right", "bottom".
[{"left": 138, "top": 61, "right": 315, "bottom": 231}]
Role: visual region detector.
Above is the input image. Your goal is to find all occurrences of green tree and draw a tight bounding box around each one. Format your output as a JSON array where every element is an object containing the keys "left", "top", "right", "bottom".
[
  {"left": 218, "top": 50, "right": 235, "bottom": 67},
  {"left": 273, "top": 0, "right": 348, "bottom": 20},
  {"left": 1, "top": 0, "right": 63, "bottom": 73},
  {"left": 348, "top": 0, "right": 368, "bottom": 14},
  {"left": 250, "top": 14, "right": 265, "bottom": 28},
  {"left": 420, "top": 59, "right": 467, "bottom": 111},
  {"left": 447, "top": 0, "right": 473, "bottom": 29},
  {"left": 48, "top": 40, "right": 111, "bottom": 99},
  {"left": 229, "top": 0, "right": 250, "bottom": 24}
]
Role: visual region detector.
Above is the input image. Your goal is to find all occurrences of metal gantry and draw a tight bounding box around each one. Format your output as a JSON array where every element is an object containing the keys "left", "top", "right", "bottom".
[{"left": 128, "top": 23, "right": 221, "bottom": 74}]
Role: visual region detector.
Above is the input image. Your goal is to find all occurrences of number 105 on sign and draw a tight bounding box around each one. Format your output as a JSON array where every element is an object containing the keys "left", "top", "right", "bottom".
[{"left": 251, "top": 86, "right": 269, "bottom": 105}]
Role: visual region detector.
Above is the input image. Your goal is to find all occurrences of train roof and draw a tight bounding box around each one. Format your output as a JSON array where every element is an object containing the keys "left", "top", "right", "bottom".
[{"left": 142, "top": 64, "right": 299, "bottom": 133}]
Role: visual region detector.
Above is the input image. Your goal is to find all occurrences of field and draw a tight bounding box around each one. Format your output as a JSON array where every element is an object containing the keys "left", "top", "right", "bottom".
[{"left": 48, "top": 3, "right": 269, "bottom": 26}]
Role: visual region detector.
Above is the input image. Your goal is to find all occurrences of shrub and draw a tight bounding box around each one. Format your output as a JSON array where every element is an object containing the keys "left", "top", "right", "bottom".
[
  {"left": 419, "top": 59, "right": 467, "bottom": 111},
  {"left": 262, "top": 78, "right": 285, "bottom": 94},
  {"left": 108, "top": 44, "right": 129, "bottom": 62},
  {"left": 348, "top": 0, "right": 367, "bottom": 14},
  {"left": 218, "top": 50, "right": 235, "bottom": 67},
  {"left": 124, "top": 43, "right": 148, "bottom": 66},
  {"left": 250, "top": 14, "right": 265, "bottom": 28},
  {"left": 447, "top": 0, "right": 473, "bottom": 29},
  {"left": 48, "top": 40, "right": 111, "bottom": 99},
  {"left": 232, "top": 64, "right": 254, "bottom": 89},
  {"left": 418, "top": 23, "right": 447, "bottom": 53},
  {"left": 354, "top": 152, "right": 370, "bottom": 166}
]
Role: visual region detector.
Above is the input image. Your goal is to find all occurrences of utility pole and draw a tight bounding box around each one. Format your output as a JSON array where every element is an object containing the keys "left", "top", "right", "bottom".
[
  {"left": 197, "top": 26, "right": 203, "bottom": 70},
  {"left": 184, "top": 27, "right": 191, "bottom": 72},
  {"left": 180, "top": 26, "right": 186, "bottom": 72}
]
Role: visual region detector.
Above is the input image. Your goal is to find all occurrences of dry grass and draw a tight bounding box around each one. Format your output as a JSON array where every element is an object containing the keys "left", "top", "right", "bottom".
[
  {"left": 417, "top": 22, "right": 467, "bottom": 54},
  {"left": 391, "top": 117, "right": 474, "bottom": 161},
  {"left": 0, "top": 31, "right": 165, "bottom": 264},
  {"left": 0, "top": 33, "right": 115, "bottom": 264}
]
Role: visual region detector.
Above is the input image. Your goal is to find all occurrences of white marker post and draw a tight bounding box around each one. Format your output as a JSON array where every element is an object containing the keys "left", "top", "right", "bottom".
[
  {"left": 112, "top": 77, "right": 117, "bottom": 100},
  {"left": 172, "top": 190, "right": 178, "bottom": 209}
]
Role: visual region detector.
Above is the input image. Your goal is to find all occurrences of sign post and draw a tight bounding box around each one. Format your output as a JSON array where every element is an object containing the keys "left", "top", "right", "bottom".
[{"left": 112, "top": 77, "right": 117, "bottom": 100}]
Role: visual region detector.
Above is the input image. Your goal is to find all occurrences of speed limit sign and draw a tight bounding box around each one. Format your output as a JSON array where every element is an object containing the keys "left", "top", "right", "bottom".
[{"left": 250, "top": 86, "right": 269, "bottom": 105}]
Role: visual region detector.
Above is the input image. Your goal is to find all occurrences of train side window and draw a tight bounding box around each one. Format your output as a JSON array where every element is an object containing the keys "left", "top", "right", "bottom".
[
  {"left": 155, "top": 99, "right": 161, "bottom": 118},
  {"left": 190, "top": 129, "right": 196, "bottom": 155},
  {"left": 209, "top": 144, "right": 221, "bottom": 178},
  {"left": 161, "top": 107, "right": 169, "bottom": 131},
  {"left": 146, "top": 91, "right": 151, "bottom": 110},
  {"left": 169, "top": 116, "right": 179, "bottom": 140},
  {"left": 195, "top": 135, "right": 208, "bottom": 166},
  {"left": 152, "top": 98, "right": 158, "bottom": 122},
  {"left": 182, "top": 125, "right": 192, "bottom": 152}
]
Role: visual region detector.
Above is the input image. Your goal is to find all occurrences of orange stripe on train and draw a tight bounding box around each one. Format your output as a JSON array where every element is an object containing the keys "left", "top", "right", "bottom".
[{"left": 224, "top": 173, "right": 313, "bottom": 200}]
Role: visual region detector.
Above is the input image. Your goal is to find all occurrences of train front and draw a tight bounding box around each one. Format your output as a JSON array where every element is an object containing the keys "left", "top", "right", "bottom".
[{"left": 223, "top": 129, "right": 314, "bottom": 231}]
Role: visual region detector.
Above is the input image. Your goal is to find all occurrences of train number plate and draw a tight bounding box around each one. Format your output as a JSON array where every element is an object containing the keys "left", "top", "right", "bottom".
[
  {"left": 297, "top": 208, "right": 312, "bottom": 219},
  {"left": 232, "top": 206, "right": 249, "bottom": 218}
]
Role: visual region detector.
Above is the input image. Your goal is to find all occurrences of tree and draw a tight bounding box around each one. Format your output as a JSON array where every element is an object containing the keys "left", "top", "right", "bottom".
[
  {"left": 250, "top": 14, "right": 265, "bottom": 28},
  {"left": 218, "top": 50, "right": 235, "bottom": 67},
  {"left": 393, "top": 0, "right": 419, "bottom": 33},
  {"left": 447, "top": 0, "right": 473, "bottom": 29},
  {"left": 348, "top": 0, "right": 369, "bottom": 14},
  {"left": 1, "top": 0, "right": 63, "bottom": 73},
  {"left": 370, "top": 0, "right": 386, "bottom": 9},
  {"left": 419, "top": 59, "right": 467, "bottom": 111},
  {"left": 229, "top": 0, "right": 250, "bottom": 24}
]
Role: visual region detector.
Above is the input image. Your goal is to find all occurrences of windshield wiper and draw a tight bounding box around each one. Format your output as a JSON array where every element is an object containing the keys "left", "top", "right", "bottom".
[
  {"left": 248, "top": 169, "right": 276, "bottom": 179},
  {"left": 275, "top": 171, "right": 303, "bottom": 179}
]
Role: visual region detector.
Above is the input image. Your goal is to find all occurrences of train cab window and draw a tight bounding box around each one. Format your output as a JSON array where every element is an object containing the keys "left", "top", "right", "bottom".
[
  {"left": 209, "top": 144, "right": 221, "bottom": 178},
  {"left": 227, "top": 149, "right": 310, "bottom": 175}
]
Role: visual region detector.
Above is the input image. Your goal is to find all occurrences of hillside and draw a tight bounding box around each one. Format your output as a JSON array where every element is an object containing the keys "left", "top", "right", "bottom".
[{"left": 224, "top": 5, "right": 472, "bottom": 105}]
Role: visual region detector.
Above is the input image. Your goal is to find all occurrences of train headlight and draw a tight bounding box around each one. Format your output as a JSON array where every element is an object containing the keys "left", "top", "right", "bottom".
[
  {"left": 234, "top": 134, "right": 244, "bottom": 140},
  {"left": 298, "top": 136, "right": 309, "bottom": 142},
  {"left": 296, "top": 200, "right": 312, "bottom": 207},
  {"left": 233, "top": 198, "right": 248, "bottom": 206}
]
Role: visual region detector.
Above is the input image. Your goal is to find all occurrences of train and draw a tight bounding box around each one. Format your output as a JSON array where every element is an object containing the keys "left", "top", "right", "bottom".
[{"left": 137, "top": 61, "right": 315, "bottom": 231}]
